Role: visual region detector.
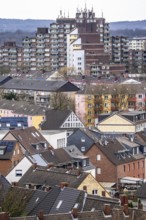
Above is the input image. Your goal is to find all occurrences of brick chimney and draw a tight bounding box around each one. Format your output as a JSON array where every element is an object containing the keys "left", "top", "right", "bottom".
[
  {"left": 60, "top": 182, "right": 69, "bottom": 189},
  {"left": 123, "top": 204, "right": 129, "bottom": 216},
  {"left": 71, "top": 208, "right": 78, "bottom": 219},
  {"left": 47, "top": 163, "right": 55, "bottom": 169},
  {"left": 103, "top": 204, "right": 112, "bottom": 216},
  {"left": 0, "top": 212, "right": 9, "bottom": 220},
  {"left": 83, "top": 185, "right": 87, "bottom": 192},
  {"left": 37, "top": 210, "right": 44, "bottom": 220}
]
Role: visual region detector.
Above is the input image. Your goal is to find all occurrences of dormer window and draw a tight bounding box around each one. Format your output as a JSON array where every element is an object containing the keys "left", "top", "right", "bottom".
[{"left": 0, "top": 146, "right": 6, "bottom": 155}]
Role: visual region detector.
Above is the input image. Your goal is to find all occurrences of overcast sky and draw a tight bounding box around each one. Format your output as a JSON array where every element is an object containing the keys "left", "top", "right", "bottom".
[{"left": 0, "top": 0, "right": 145, "bottom": 22}]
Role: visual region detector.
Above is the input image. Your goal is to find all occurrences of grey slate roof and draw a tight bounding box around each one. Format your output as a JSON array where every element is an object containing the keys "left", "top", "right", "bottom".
[
  {"left": 1, "top": 78, "right": 79, "bottom": 92},
  {"left": 96, "top": 138, "right": 137, "bottom": 166},
  {"left": 0, "top": 99, "right": 47, "bottom": 116},
  {"left": 0, "top": 140, "right": 17, "bottom": 160},
  {"left": 0, "top": 174, "right": 11, "bottom": 205},
  {"left": 29, "top": 186, "right": 61, "bottom": 216},
  {"left": 41, "top": 109, "right": 72, "bottom": 130},
  {"left": 49, "top": 187, "right": 82, "bottom": 214},
  {"left": 3, "top": 127, "right": 51, "bottom": 155},
  {"left": 67, "top": 128, "right": 97, "bottom": 153},
  {"left": 18, "top": 167, "right": 88, "bottom": 189},
  {"left": 135, "top": 182, "right": 146, "bottom": 199}
]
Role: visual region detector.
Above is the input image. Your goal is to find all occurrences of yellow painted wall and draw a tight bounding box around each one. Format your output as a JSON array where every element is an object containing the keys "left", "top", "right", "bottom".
[
  {"left": 78, "top": 173, "right": 111, "bottom": 198},
  {"left": 31, "top": 116, "right": 44, "bottom": 130},
  {"left": 97, "top": 114, "right": 135, "bottom": 133}
]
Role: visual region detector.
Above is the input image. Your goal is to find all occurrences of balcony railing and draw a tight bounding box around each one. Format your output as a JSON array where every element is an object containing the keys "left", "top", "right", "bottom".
[
  {"left": 111, "top": 97, "right": 120, "bottom": 103},
  {"left": 128, "top": 97, "right": 136, "bottom": 102}
]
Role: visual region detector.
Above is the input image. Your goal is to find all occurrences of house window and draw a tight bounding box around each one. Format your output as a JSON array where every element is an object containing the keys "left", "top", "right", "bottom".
[
  {"left": 15, "top": 169, "right": 22, "bottom": 176},
  {"left": 138, "top": 95, "right": 142, "bottom": 98},
  {"left": 92, "top": 189, "right": 98, "bottom": 195},
  {"left": 82, "top": 159, "right": 87, "bottom": 167},
  {"left": 124, "top": 165, "right": 126, "bottom": 172},
  {"left": 81, "top": 146, "right": 85, "bottom": 152},
  {"left": 96, "top": 154, "right": 101, "bottom": 160},
  {"left": 97, "top": 168, "right": 101, "bottom": 174},
  {"left": 81, "top": 137, "right": 85, "bottom": 142}
]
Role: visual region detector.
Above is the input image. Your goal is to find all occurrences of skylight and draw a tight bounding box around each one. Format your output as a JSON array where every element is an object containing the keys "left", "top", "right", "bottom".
[{"left": 56, "top": 200, "right": 63, "bottom": 209}]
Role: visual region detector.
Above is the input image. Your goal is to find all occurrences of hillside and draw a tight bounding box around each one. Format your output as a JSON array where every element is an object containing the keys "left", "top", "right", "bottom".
[
  {"left": 0, "top": 18, "right": 146, "bottom": 32},
  {"left": 0, "top": 18, "right": 54, "bottom": 32},
  {"left": 0, "top": 18, "right": 146, "bottom": 45}
]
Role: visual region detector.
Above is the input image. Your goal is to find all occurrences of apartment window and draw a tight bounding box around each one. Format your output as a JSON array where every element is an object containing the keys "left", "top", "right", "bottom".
[
  {"left": 78, "top": 57, "right": 81, "bottom": 60},
  {"left": 96, "top": 154, "right": 101, "bottom": 160},
  {"left": 97, "top": 168, "right": 101, "bottom": 174},
  {"left": 88, "top": 119, "right": 91, "bottom": 123},
  {"left": 133, "top": 163, "right": 135, "bottom": 170},
  {"left": 138, "top": 95, "right": 142, "bottom": 98},
  {"left": 104, "top": 95, "right": 108, "bottom": 100},
  {"left": 15, "top": 169, "right": 22, "bottom": 176},
  {"left": 6, "top": 123, "right": 10, "bottom": 127},
  {"left": 104, "top": 103, "right": 108, "bottom": 107}
]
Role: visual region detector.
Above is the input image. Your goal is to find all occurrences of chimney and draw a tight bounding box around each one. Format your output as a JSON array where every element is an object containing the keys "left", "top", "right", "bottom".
[
  {"left": 83, "top": 185, "right": 87, "bottom": 192},
  {"left": 12, "top": 182, "right": 18, "bottom": 187},
  {"left": 0, "top": 212, "right": 9, "bottom": 220},
  {"left": 123, "top": 204, "right": 129, "bottom": 216},
  {"left": 71, "top": 208, "right": 78, "bottom": 219},
  {"left": 47, "top": 163, "right": 55, "bottom": 169},
  {"left": 37, "top": 210, "right": 44, "bottom": 220},
  {"left": 33, "top": 163, "right": 37, "bottom": 169},
  {"left": 138, "top": 200, "right": 143, "bottom": 210},
  {"left": 103, "top": 204, "right": 112, "bottom": 216},
  {"left": 60, "top": 182, "right": 69, "bottom": 189}
]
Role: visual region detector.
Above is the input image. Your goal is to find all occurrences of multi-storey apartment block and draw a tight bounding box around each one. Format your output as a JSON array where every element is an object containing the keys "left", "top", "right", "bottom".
[
  {"left": 75, "top": 81, "right": 146, "bottom": 127},
  {"left": 22, "top": 28, "right": 50, "bottom": 71},
  {"left": 0, "top": 42, "right": 23, "bottom": 71},
  {"left": 129, "top": 37, "right": 146, "bottom": 50}
]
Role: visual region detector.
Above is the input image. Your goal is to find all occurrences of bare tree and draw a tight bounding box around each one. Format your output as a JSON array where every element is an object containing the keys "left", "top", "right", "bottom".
[{"left": 50, "top": 92, "right": 75, "bottom": 111}]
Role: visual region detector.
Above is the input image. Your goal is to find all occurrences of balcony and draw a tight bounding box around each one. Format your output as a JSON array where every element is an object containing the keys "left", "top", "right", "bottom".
[
  {"left": 111, "top": 97, "right": 120, "bottom": 103},
  {"left": 128, "top": 97, "right": 136, "bottom": 102},
  {"left": 111, "top": 106, "right": 119, "bottom": 111}
]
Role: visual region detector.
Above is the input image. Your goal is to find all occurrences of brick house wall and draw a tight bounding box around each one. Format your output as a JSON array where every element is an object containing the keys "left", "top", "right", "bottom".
[
  {"left": 0, "top": 143, "right": 24, "bottom": 176},
  {"left": 85, "top": 144, "right": 117, "bottom": 183},
  {"left": 117, "top": 158, "right": 145, "bottom": 180},
  {"left": 0, "top": 160, "right": 11, "bottom": 176}
]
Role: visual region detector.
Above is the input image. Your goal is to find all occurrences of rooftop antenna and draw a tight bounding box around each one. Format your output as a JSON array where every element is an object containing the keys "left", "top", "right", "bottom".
[
  {"left": 101, "top": 10, "right": 104, "bottom": 18},
  {"left": 85, "top": 0, "right": 87, "bottom": 11}
]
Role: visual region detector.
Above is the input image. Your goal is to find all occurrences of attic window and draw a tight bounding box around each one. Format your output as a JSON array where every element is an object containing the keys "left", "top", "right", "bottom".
[
  {"left": 81, "top": 137, "right": 85, "bottom": 142},
  {"left": 81, "top": 146, "right": 85, "bottom": 152},
  {"left": 56, "top": 200, "right": 63, "bottom": 209},
  {"left": 0, "top": 146, "right": 6, "bottom": 155},
  {"left": 15, "top": 169, "right": 22, "bottom": 176}
]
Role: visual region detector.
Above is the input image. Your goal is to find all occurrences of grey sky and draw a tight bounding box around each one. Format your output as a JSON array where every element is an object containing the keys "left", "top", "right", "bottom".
[{"left": 0, "top": 0, "right": 145, "bottom": 22}]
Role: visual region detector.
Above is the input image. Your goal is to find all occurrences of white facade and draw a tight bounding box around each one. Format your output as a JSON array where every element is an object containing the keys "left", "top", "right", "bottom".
[
  {"left": 40, "top": 130, "right": 67, "bottom": 149},
  {"left": 129, "top": 38, "right": 146, "bottom": 50},
  {"left": 67, "top": 28, "right": 85, "bottom": 75},
  {"left": 6, "top": 157, "right": 33, "bottom": 184}
]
